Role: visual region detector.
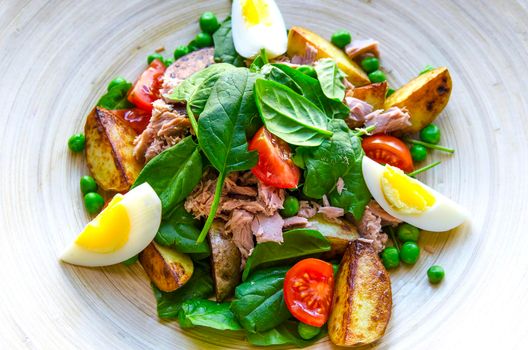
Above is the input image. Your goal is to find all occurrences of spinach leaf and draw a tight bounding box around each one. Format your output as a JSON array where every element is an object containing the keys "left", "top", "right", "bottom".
[
  {"left": 96, "top": 80, "right": 133, "bottom": 110},
  {"left": 242, "top": 229, "right": 331, "bottom": 280},
  {"left": 177, "top": 299, "right": 242, "bottom": 330},
  {"left": 262, "top": 64, "right": 302, "bottom": 93},
  {"left": 213, "top": 17, "right": 245, "bottom": 67},
  {"left": 314, "top": 58, "right": 347, "bottom": 101},
  {"left": 299, "top": 119, "right": 371, "bottom": 219},
  {"left": 132, "top": 137, "right": 203, "bottom": 215},
  {"left": 231, "top": 266, "right": 291, "bottom": 333},
  {"left": 254, "top": 79, "right": 332, "bottom": 147},
  {"left": 155, "top": 204, "right": 210, "bottom": 259},
  {"left": 271, "top": 64, "right": 350, "bottom": 119},
  {"left": 153, "top": 263, "right": 214, "bottom": 319},
  {"left": 247, "top": 321, "right": 326, "bottom": 348},
  {"left": 196, "top": 68, "right": 260, "bottom": 241}
]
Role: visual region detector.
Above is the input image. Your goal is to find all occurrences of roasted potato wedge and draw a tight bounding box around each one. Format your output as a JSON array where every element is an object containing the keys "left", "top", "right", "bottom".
[
  {"left": 209, "top": 221, "right": 242, "bottom": 301},
  {"left": 287, "top": 26, "right": 370, "bottom": 87},
  {"left": 308, "top": 214, "right": 358, "bottom": 258},
  {"left": 328, "top": 241, "right": 392, "bottom": 347},
  {"left": 139, "top": 242, "right": 194, "bottom": 292},
  {"left": 384, "top": 67, "right": 452, "bottom": 133},
  {"left": 84, "top": 107, "right": 142, "bottom": 192},
  {"left": 349, "top": 82, "right": 387, "bottom": 110}
]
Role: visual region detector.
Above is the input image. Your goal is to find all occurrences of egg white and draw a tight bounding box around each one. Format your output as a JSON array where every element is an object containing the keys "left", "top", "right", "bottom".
[
  {"left": 232, "top": 0, "right": 287, "bottom": 58},
  {"left": 362, "top": 157, "right": 468, "bottom": 232},
  {"left": 61, "top": 183, "right": 161, "bottom": 267}
]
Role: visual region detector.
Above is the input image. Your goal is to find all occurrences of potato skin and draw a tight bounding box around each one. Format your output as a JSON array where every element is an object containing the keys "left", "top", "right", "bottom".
[
  {"left": 287, "top": 26, "right": 370, "bottom": 87},
  {"left": 308, "top": 215, "right": 358, "bottom": 259},
  {"left": 384, "top": 67, "right": 452, "bottom": 133},
  {"left": 84, "top": 107, "right": 142, "bottom": 192},
  {"left": 328, "top": 241, "right": 392, "bottom": 347},
  {"left": 139, "top": 242, "right": 194, "bottom": 292},
  {"left": 349, "top": 82, "right": 387, "bottom": 110}
]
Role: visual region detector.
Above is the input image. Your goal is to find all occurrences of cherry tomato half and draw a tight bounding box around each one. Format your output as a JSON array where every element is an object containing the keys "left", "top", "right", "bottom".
[
  {"left": 248, "top": 126, "right": 300, "bottom": 189},
  {"left": 362, "top": 135, "right": 414, "bottom": 172},
  {"left": 284, "top": 258, "right": 334, "bottom": 327},
  {"left": 127, "top": 59, "right": 166, "bottom": 112},
  {"left": 111, "top": 108, "right": 151, "bottom": 134}
]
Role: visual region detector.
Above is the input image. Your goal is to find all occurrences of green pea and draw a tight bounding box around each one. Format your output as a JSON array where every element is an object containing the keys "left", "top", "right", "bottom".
[
  {"left": 107, "top": 76, "right": 127, "bottom": 91},
  {"left": 331, "top": 30, "right": 352, "bottom": 49},
  {"left": 80, "top": 176, "right": 98, "bottom": 195},
  {"left": 163, "top": 57, "right": 174, "bottom": 67},
  {"left": 187, "top": 40, "right": 199, "bottom": 53},
  {"left": 386, "top": 87, "right": 395, "bottom": 97},
  {"left": 420, "top": 124, "right": 441, "bottom": 144},
  {"left": 361, "top": 57, "right": 379, "bottom": 73},
  {"left": 410, "top": 144, "right": 427, "bottom": 162},
  {"left": 380, "top": 247, "right": 400, "bottom": 269},
  {"left": 400, "top": 242, "right": 420, "bottom": 265},
  {"left": 297, "top": 65, "right": 317, "bottom": 78},
  {"left": 122, "top": 255, "right": 139, "bottom": 266},
  {"left": 199, "top": 11, "right": 220, "bottom": 34},
  {"left": 397, "top": 223, "right": 420, "bottom": 242},
  {"left": 298, "top": 322, "right": 321, "bottom": 340},
  {"left": 368, "top": 70, "right": 387, "bottom": 83},
  {"left": 173, "top": 45, "right": 190, "bottom": 60},
  {"left": 68, "top": 133, "right": 85, "bottom": 152},
  {"left": 147, "top": 53, "right": 164, "bottom": 65},
  {"left": 281, "top": 196, "right": 300, "bottom": 218},
  {"left": 419, "top": 65, "right": 435, "bottom": 75},
  {"left": 84, "top": 192, "right": 105, "bottom": 215},
  {"left": 427, "top": 265, "right": 445, "bottom": 284},
  {"left": 194, "top": 32, "right": 213, "bottom": 48}
]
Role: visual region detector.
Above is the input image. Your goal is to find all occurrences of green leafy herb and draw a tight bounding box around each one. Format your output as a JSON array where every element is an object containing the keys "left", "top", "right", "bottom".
[
  {"left": 196, "top": 68, "right": 260, "bottom": 242},
  {"left": 263, "top": 65, "right": 303, "bottom": 93},
  {"left": 314, "top": 58, "right": 347, "bottom": 101},
  {"left": 242, "top": 229, "right": 331, "bottom": 280},
  {"left": 132, "top": 137, "right": 203, "bottom": 215},
  {"left": 231, "top": 266, "right": 291, "bottom": 333},
  {"left": 254, "top": 79, "right": 332, "bottom": 147},
  {"left": 408, "top": 160, "right": 442, "bottom": 177},
  {"left": 247, "top": 321, "right": 326, "bottom": 348},
  {"left": 213, "top": 17, "right": 245, "bottom": 67},
  {"left": 177, "top": 299, "right": 242, "bottom": 330},
  {"left": 404, "top": 137, "right": 455, "bottom": 154},
  {"left": 96, "top": 79, "right": 133, "bottom": 110}
]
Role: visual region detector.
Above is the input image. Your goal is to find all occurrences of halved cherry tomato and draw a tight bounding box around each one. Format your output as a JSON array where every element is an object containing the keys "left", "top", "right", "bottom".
[
  {"left": 127, "top": 59, "right": 166, "bottom": 112},
  {"left": 248, "top": 126, "right": 300, "bottom": 189},
  {"left": 362, "top": 135, "right": 414, "bottom": 172},
  {"left": 283, "top": 258, "right": 334, "bottom": 327},
  {"left": 111, "top": 109, "right": 151, "bottom": 133}
]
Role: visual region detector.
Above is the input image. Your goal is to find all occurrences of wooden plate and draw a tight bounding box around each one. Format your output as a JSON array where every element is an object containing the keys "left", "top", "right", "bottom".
[{"left": 1, "top": 0, "right": 527, "bottom": 348}]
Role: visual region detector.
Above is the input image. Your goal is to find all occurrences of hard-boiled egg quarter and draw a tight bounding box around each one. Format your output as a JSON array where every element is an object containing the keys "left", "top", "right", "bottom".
[
  {"left": 362, "top": 157, "right": 468, "bottom": 232},
  {"left": 232, "top": 0, "right": 287, "bottom": 59},
  {"left": 61, "top": 183, "right": 161, "bottom": 267}
]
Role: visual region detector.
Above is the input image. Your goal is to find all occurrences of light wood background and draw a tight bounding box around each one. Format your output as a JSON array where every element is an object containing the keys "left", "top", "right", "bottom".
[{"left": 1, "top": 0, "right": 527, "bottom": 349}]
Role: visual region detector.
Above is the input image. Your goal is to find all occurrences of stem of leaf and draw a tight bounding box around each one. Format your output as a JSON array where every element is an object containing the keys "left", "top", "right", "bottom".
[
  {"left": 260, "top": 48, "right": 269, "bottom": 64},
  {"left": 353, "top": 125, "right": 376, "bottom": 137},
  {"left": 405, "top": 138, "right": 455, "bottom": 154},
  {"left": 186, "top": 103, "right": 200, "bottom": 138},
  {"left": 196, "top": 172, "right": 226, "bottom": 243},
  {"left": 387, "top": 226, "right": 399, "bottom": 251},
  {"left": 408, "top": 160, "right": 442, "bottom": 177}
]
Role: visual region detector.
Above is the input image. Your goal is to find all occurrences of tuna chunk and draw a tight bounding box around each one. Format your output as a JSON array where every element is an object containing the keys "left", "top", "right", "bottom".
[
  {"left": 344, "top": 97, "right": 374, "bottom": 129},
  {"left": 251, "top": 213, "right": 285, "bottom": 244},
  {"left": 365, "top": 107, "right": 411, "bottom": 134},
  {"left": 258, "top": 182, "right": 285, "bottom": 215},
  {"left": 291, "top": 43, "right": 318, "bottom": 65},
  {"left": 345, "top": 39, "right": 380, "bottom": 60},
  {"left": 225, "top": 210, "right": 255, "bottom": 260},
  {"left": 283, "top": 216, "right": 310, "bottom": 228},
  {"left": 298, "top": 200, "right": 319, "bottom": 219},
  {"left": 367, "top": 200, "right": 401, "bottom": 226},
  {"left": 357, "top": 206, "right": 387, "bottom": 253}
]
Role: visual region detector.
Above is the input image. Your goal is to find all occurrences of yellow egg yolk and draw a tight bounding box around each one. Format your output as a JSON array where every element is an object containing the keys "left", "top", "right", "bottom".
[
  {"left": 381, "top": 166, "right": 436, "bottom": 214},
  {"left": 242, "top": 0, "right": 271, "bottom": 27},
  {"left": 75, "top": 194, "right": 130, "bottom": 253}
]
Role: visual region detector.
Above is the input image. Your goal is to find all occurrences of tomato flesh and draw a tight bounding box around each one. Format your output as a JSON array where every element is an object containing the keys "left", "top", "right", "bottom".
[
  {"left": 248, "top": 127, "right": 300, "bottom": 189},
  {"left": 111, "top": 108, "right": 151, "bottom": 133},
  {"left": 362, "top": 135, "right": 414, "bottom": 172},
  {"left": 127, "top": 59, "right": 166, "bottom": 112},
  {"left": 284, "top": 258, "right": 334, "bottom": 327}
]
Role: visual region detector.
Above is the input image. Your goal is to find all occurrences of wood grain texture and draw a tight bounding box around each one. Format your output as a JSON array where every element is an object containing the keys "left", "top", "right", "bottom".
[{"left": 1, "top": 0, "right": 527, "bottom": 349}]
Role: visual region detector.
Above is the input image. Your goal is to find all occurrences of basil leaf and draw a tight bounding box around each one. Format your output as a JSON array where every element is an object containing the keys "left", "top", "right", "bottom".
[
  {"left": 254, "top": 79, "right": 333, "bottom": 147},
  {"left": 96, "top": 80, "right": 133, "bottom": 110},
  {"left": 132, "top": 137, "right": 203, "bottom": 215},
  {"left": 271, "top": 64, "right": 350, "bottom": 119},
  {"left": 242, "top": 229, "right": 331, "bottom": 280},
  {"left": 177, "top": 299, "right": 242, "bottom": 330},
  {"left": 247, "top": 321, "right": 326, "bottom": 348},
  {"left": 153, "top": 263, "right": 213, "bottom": 319},
  {"left": 231, "top": 267, "right": 291, "bottom": 333},
  {"left": 314, "top": 58, "right": 347, "bottom": 101},
  {"left": 213, "top": 17, "right": 245, "bottom": 67}
]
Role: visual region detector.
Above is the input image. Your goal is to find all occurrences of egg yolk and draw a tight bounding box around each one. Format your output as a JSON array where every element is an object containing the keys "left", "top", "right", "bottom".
[
  {"left": 76, "top": 194, "right": 130, "bottom": 253},
  {"left": 242, "top": 0, "right": 271, "bottom": 26},
  {"left": 381, "top": 166, "right": 436, "bottom": 214}
]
